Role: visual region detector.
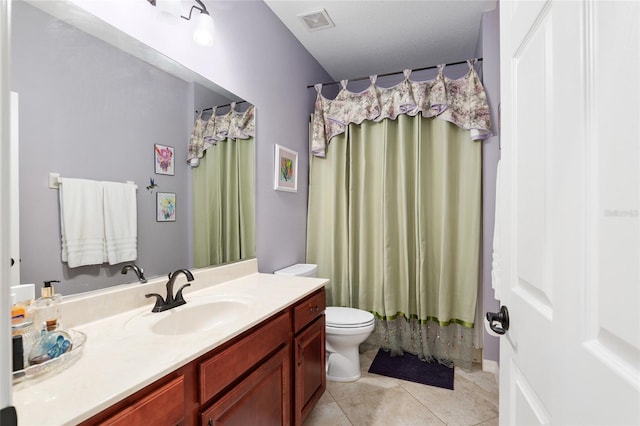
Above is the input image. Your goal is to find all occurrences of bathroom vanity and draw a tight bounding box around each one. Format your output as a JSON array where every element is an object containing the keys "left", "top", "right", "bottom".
[{"left": 11, "top": 259, "right": 327, "bottom": 425}]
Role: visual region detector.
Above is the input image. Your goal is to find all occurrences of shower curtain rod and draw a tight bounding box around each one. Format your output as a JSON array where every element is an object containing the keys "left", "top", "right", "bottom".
[
  {"left": 196, "top": 100, "right": 247, "bottom": 114},
  {"left": 306, "top": 57, "right": 483, "bottom": 89}
]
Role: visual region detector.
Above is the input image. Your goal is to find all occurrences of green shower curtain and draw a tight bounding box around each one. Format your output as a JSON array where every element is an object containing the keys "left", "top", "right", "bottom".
[
  {"left": 193, "top": 137, "right": 255, "bottom": 267},
  {"left": 307, "top": 116, "right": 480, "bottom": 368}
]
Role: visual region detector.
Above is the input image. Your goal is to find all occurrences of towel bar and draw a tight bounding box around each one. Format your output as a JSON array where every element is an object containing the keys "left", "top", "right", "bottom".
[{"left": 48, "top": 172, "right": 137, "bottom": 189}]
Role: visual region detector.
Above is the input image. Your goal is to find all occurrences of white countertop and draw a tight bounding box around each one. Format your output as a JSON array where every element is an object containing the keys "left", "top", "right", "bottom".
[{"left": 12, "top": 260, "right": 327, "bottom": 425}]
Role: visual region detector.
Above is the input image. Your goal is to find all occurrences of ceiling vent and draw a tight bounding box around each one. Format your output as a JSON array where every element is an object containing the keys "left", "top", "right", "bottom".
[{"left": 298, "top": 9, "right": 335, "bottom": 32}]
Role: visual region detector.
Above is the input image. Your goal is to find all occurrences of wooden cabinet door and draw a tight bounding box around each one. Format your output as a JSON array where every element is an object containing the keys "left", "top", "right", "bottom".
[
  {"left": 200, "top": 345, "right": 291, "bottom": 426},
  {"left": 294, "top": 316, "right": 325, "bottom": 426}
]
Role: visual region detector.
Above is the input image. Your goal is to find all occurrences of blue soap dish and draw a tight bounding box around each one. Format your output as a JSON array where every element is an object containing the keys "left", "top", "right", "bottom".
[
  {"left": 28, "top": 330, "right": 73, "bottom": 365},
  {"left": 13, "top": 329, "right": 87, "bottom": 384}
]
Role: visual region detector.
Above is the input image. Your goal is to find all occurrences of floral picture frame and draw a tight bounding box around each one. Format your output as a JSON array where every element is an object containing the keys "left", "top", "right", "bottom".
[
  {"left": 274, "top": 144, "right": 298, "bottom": 192},
  {"left": 156, "top": 192, "right": 176, "bottom": 222},
  {"left": 154, "top": 143, "right": 175, "bottom": 175}
]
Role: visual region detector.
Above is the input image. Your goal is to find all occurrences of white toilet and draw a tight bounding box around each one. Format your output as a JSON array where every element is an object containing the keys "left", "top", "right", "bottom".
[{"left": 274, "top": 264, "right": 375, "bottom": 382}]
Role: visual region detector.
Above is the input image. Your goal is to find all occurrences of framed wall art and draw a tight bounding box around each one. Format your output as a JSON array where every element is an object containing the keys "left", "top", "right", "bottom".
[
  {"left": 154, "top": 143, "right": 175, "bottom": 175},
  {"left": 156, "top": 192, "right": 176, "bottom": 222},
  {"left": 274, "top": 144, "right": 298, "bottom": 192}
]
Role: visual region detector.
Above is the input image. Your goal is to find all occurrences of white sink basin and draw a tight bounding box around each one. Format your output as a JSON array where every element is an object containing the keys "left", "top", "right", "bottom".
[{"left": 125, "top": 295, "right": 254, "bottom": 336}]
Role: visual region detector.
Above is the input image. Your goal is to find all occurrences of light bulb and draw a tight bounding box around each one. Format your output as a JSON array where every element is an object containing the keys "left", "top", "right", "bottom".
[{"left": 193, "top": 13, "right": 214, "bottom": 47}]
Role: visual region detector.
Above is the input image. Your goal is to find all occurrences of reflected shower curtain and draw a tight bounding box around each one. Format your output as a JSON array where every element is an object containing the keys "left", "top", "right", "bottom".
[
  {"left": 307, "top": 116, "right": 480, "bottom": 368},
  {"left": 193, "top": 137, "right": 255, "bottom": 267}
]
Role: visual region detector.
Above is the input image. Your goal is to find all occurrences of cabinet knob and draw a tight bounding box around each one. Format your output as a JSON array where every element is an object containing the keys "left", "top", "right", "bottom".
[{"left": 208, "top": 418, "right": 214, "bottom": 426}]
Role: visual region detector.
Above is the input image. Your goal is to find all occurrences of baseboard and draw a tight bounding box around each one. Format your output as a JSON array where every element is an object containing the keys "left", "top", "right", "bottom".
[{"left": 482, "top": 358, "right": 499, "bottom": 382}]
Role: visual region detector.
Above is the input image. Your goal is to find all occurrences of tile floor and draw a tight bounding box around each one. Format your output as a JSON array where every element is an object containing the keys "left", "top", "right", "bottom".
[{"left": 304, "top": 349, "right": 499, "bottom": 426}]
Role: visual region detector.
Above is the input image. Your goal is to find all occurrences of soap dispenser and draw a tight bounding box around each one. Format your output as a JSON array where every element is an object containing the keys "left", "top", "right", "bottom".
[{"left": 33, "top": 280, "right": 63, "bottom": 333}]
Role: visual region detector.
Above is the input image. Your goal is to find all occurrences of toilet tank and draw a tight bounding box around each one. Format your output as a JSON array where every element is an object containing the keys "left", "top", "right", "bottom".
[{"left": 274, "top": 263, "right": 318, "bottom": 278}]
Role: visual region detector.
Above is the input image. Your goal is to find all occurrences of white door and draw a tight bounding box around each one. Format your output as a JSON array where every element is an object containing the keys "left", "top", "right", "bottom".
[
  {"left": 10, "top": 91, "right": 19, "bottom": 286},
  {"left": 0, "top": 0, "right": 12, "bottom": 414},
  {"left": 497, "top": 0, "right": 640, "bottom": 424}
]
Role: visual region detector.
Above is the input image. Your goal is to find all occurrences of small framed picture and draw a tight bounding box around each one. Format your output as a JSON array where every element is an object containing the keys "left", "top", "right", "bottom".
[
  {"left": 154, "top": 144, "right": 175, "bottom": 175},
  {"left": 274, "top": 144, "right": 298, "bottom": 192},
  {"left": 156, "top": 192, "right": 176, "bottom": 222}
]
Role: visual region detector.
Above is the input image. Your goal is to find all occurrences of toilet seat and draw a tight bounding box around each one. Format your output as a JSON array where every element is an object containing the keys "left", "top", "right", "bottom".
[{"left": 326, "top": 307, "right": 375, "bottom": 328}]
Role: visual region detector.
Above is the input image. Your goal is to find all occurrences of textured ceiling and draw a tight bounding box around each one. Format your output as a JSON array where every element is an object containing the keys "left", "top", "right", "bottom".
[{"left": 264, "top": 0, "right": 497, "bottom": 81}]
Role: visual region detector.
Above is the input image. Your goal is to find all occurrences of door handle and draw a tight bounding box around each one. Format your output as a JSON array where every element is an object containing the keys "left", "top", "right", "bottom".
[{"left": 486, "top": 305, "right": 510, "bottom": 335}]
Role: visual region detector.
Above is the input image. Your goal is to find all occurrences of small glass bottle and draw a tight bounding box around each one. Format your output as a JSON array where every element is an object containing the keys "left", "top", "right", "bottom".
[{"left": 33, "top": 280, "right": 63, "bottom": 333}]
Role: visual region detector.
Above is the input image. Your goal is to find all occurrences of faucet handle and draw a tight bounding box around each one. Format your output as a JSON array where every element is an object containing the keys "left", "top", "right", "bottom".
[
  {"left": 145, "top": 293, "right": 166, "bottom": 313},
  {"left": 174, "top": 283, "right": 191, "bottom": 303}
]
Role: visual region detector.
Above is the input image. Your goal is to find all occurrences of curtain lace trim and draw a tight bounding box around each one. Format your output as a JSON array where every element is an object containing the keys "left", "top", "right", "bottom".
[
  {"left": 311, "top": 59, "right": 492, "bottom": 158},
  {"left": 188, "top": 103, "right": 255, "bottom": 167},
  {"left": 362, "top": 317, "right": 475, "bottom": 370}
]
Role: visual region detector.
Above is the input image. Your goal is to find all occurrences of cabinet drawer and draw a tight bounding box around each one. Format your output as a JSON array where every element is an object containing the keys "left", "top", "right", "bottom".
[
  {"left": 199, "top": 311, "right": 290, "bottom": 404},
  {"left": 293, "top": 289, "right": 326, "bottom": 334},
  {"left": 99, "top": 375, "right": 184, "bottom": 426}
]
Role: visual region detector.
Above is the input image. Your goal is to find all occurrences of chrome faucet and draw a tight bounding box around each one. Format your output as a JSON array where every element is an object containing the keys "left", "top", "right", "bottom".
[
  {"left": 121, "top": 264, "right": 147, "bottom": 283},
  {"left": 145, "top": 269, "right": 194, "bottom": 312}
]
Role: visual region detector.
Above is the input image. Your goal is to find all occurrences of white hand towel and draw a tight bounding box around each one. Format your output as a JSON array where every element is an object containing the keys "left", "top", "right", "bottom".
[
  {"left": 59, "top": 178, "right": 105, "bottom": 267},
  {"left": 103, "top": 181, "right": 137, "bottom": 265}
]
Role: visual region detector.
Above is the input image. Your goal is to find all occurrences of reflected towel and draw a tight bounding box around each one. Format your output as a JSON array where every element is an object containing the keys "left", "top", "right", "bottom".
[
  {"left": 59, "top": 178, "right": 105, "bottom": 267},
  {"left": 491, "top": 159, "right": 502, "bottom": 300},
  {"left": 103, "top": 181, "right": 137, "bottom": 265}
]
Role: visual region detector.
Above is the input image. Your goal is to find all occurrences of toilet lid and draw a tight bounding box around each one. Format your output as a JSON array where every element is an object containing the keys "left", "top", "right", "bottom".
[{"left": 326, "top": 307, "right": 375, "bottom": 328}]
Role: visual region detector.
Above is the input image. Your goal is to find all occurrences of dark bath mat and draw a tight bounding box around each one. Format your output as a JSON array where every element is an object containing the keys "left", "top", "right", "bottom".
[{"left": 368, "top": 349, "right": 454, "bottom": 390}]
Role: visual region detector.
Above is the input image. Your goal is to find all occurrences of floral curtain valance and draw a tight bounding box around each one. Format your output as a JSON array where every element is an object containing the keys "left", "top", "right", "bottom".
[
  {"left": 311, "top": 59, "right": 492, "bottom": 158},
  {"left": 188, "top": 103, "right": 255, "bottom": 167}
]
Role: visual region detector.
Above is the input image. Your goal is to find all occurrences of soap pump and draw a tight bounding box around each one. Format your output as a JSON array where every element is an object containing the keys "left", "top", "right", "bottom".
[{"left": 33, "top": 280, "right": 63, "bottom": 333}]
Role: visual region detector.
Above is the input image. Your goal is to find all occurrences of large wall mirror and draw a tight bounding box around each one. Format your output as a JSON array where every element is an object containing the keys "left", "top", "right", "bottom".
[{"left": 11, "top": 0, "right": 255, "bottom": 296}]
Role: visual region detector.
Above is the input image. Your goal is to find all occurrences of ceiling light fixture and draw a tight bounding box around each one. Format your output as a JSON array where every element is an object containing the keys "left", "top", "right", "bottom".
[{"left": 147, "top": 0, "right": 215, "bottom": 47}]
